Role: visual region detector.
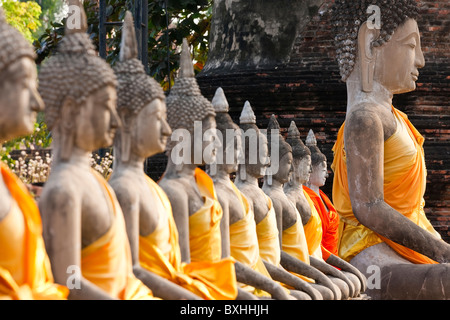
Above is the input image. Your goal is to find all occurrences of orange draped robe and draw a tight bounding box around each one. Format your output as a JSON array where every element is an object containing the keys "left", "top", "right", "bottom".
[
  {"left": 81, "top": 171, "right": 157, "bottom": 300},
  {"left": 301, "top": 188, "right": 326, "bottom": 260},
  {"left": 303, "top": 186, "right": 339, "bottom": 260},
  {"left": 139, "top": 175, "right": 238, "bottom": 300},
  {"left": 0, "top": 162, "right": 68, "bottom": 300},
  {"left": 332, "top": 106, "right": 441, "bottom": 264}
]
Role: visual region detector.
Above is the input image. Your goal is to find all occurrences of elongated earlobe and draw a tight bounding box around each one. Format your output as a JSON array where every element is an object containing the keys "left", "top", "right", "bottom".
[
  {"left": 60, "top": 97, "right": 76, "bottom": 161},
  {"left": 358, "top": 22, "right": 380, "bottom": 92},
  {"left": 120, "top": 114, "right": 131, "bottom": 163}
]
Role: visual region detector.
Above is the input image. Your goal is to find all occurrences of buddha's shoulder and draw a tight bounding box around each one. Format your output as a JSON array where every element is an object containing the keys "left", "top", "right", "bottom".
[{"left": 158, "top": 176, "right": 189, "bottom": 199}]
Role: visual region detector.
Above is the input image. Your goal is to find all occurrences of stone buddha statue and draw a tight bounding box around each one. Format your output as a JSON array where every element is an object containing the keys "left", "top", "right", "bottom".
[
  {"left": 158, "top": 39, "right": 241, "bottom": 300},
  {"left": 331, "top": 0, "right": 449, "bottom": 299},
  {"left": 107, "top": 11, "right": 202, "bottom": 300},
  {"left": 206, "top": 87, "right": 313, "bottom": 300},
  {"left": 234, "top": 105, "right": 335, "bottom": 300},
  {"left": 284, "top": 123, "right": 366, "bottom": 298},
  {"left": 305, "top": 129, "right": 340, "bottom": 257},
  {"left": 38, "top": 1, "right": 156, "bottom": 300},
  {"left": 0, "top": 8, "right": 68, "bottom": 300},
  {"left": 261, "top": 115, "right": 353, "bottom": 300}
]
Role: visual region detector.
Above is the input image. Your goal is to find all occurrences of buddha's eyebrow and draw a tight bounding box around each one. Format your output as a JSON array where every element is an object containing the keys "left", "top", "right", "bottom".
[{"left": 396, "top": 31, "right": 419, "bottom": 43}]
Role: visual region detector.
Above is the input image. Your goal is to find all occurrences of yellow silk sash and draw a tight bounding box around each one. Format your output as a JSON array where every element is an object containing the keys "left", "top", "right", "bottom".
[
  {"left": 140, "top": 175, "right": 237, "bottom": 300},
  {"left": 255, "top": 194, "right": 281, "bottom": 267},
  {"left": 81, "top": 171, "right": 157, "bottom": 300},
  {"left": 0, "top": 162, "right": 68, "bottom": 300},
  {"left": 302, "top": 189, "right": 324, "bottom": 260},
  {"left": 332, "top": 106, "right": 441, "bottom": 264},
  {"left": 229, "top": 182, "right": 272, "bottom": 297},
  {"left": 282, "top": 202, "right": 310, "bottom": 265}
]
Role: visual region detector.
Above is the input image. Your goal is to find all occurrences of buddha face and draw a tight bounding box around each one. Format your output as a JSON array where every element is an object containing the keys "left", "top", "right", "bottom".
[
  {"left": 133, "top": 99, "right": 172, "bottom": 158},
  {"left": 373, "top": 18, "right": 425, "bottom": 94},
  {"left": 309, "top": 160, "right": 328, "bottom": 188},
  {"left": 196, "top": 115, "right": 220, "bottom": 166},
  {"left": 274, "top": 151, "right": 293, "bottom": 184},
  {"left": 221, "top": 126, "right": 242, "bottom": 174},
  {"left": 245, "top": 132, "right": 270, "bottom": 178},
  {"left": 294, "top": 155, "right": 311, "bottom": 185},
  {"left": 74, "top": 84, "right": 120, "bottom": 152},
  {"left": 0, "top": 57, "right": 43, "bottom": 142}
]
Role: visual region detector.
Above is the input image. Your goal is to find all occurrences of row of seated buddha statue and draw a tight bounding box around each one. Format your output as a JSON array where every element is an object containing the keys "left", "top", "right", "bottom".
[{"left": 1, "top": 0, "right": 448, "bottom": 300}]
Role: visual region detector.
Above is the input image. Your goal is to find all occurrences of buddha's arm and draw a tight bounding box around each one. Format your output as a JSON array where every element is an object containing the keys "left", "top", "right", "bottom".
[
  {"left": 234, "top": 261, "right": 294, "bottom": 300},
  {"left": 325, "top": 254, "right": 367, "bottom": 293},
  {"left": 345, "top": 109, "right": 450, "bottom": 263},
  {"left": 280, "top": 251, "right": 339, "bottom": 300},
  {"left": 309, "top": 256, "right": 355, "bottom": 298},
  {"left": 262, "top": 260, "right": 323, "bottom": 300},
  {"left": 217, "top": 196, "right": 231, "bottom": 259},
  {"left": 133, "top": 266, "right": 203, "bottom": 300},
  {"left": 271, "top": 198, "right": 284, "bottom": 249},
  {"left": 39, "top": 187, "right": 115, "bottom": 300},
  {"left": 111, "top": 183, "right": 140, "bottom": 265},
  {"left": 111, "top": 183, "right": 202, "bottom": 300},
  {"left": 159, "top": 180, "right": 191, "bottom": 263}
]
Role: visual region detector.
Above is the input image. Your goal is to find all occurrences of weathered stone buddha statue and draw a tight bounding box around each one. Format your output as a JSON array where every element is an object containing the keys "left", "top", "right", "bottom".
[
  {"left": 284, "top": 123, "right": 366, "bottom": 298},
  {"left": 206, "top": 87, "right": 312, "bottom": 300},
  {"left": 234, "top": 106, "right": 335, "bottom": 300},
  {"left": 107, "top": 12, "right": 203, "bottom": 300},
  {"left": 331, "top": 0, "right": 449, "bottom": 299},
  {"left": 305, "top": 129, "right": 341, "bottom": 258},
  {"left": 262, "top": 115, "right": 354, "bottom": 300},
  {"left": 158, "top": 39, "right": 241, "bottom": 300},
  {"left": 38, "top": 1, "right": 156, "bottom": 300},
  {"left": 0, "top": 8, "right": 68, "bottom": 300}
]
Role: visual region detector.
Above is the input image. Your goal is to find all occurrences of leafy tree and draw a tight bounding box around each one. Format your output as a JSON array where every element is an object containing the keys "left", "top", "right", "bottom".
[
  {"left": 1, "top": 0, "right": 42, "bottom": 42},
  {"left": 33, "top": 0, "right": 213, "bottom": 90}
]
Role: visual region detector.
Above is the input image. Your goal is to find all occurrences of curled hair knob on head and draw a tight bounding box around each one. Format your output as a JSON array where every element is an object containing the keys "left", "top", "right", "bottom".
[
  {"left": 286, "top": 121, "right": 310, "bottom": 160},
  {"left": 212, "top": 87, "right": 237, "bottom": 132},
  {"left": 165, "top": 38, "right": 215, "bottom": 152},
  {"left": 267, "top": 115, "right": 292, "bottom": 159},
  {"left": 305, "top": 129, "right": 326, "bottom": 167}
]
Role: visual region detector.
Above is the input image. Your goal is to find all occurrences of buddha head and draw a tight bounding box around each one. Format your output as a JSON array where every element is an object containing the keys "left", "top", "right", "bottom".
[
  {"left": 331, "top": 0, "right": 424, "bottom": 93},
  {"left": 113, "top": 11, "right": 170, "bottom": 162},
  {"left": 285, "top": 121, "right": 311, "bottom": 186},
  {"left": 0, "top": 8, "right": 44, "bottom": 142},
  {"left": 266, "top": 115, "right": 292, "bottom": 185},
  {"left": 209, "top": 87, "right": 241, "bottom": 175},
  {"left": 39, "top": 0, "right": 119, "bottom": 161},
  {"left": 238, "top": 101, "right": 269, "bottom": 179},
  {"left": 305, "top": 129, "right": 328, "bottom": 188},
  {"left": 166, "top": 39, "right": 218, "bottom": 167}
]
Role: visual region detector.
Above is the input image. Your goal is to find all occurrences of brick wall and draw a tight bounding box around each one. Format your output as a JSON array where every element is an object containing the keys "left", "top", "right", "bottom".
[{"left": 191, "top": 0, "right": 449, "bottom": 242}]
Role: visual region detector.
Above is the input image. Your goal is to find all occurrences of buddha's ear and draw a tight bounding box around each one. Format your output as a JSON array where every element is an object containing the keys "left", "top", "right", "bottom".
[
  {"left": 59, "top": 96, "right": 78, "bottom": 161},
  {"left": 119, "top": 113, "right": 132, "bottom": 163},
  {"left": 358, "top": 22, "right": 380, "bottom": 92}
]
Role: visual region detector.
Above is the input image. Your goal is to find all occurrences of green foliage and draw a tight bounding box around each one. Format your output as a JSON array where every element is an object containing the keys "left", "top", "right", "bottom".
[
  {"left": 33, "top": 0, "right": 66, "bottom": 39},
  {"left": 33, "top": 0, "right": 213, "bottom": 90},
  {"left": 0, "top": 112, "right": 52, "bottom": 167},
  {"left": 1, "top": 0, "right": 42, "bottom": 42}
]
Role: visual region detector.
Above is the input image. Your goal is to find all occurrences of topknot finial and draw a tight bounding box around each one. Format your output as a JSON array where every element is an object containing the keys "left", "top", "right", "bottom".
[
  {"left": 179, "top": 38, "right": 195, "bottom": 78},
  {"left": 239, "top": 101, "right": 256, "bottom": 124},
  {"left": 287, "top": 121, "right": 300, "bottom": 139},
  {"left": 305, "top": 129, "right": 317, "bottom": 147},
  {"left": 65, "top": 0, "right": 88, "bottom": 35},
  {"left": 119, "top": 11, "right": 138, "bottom": 62},
  {"left": 267, "top": 114, "right": 280, "bottom": 131},
  {"left": 211, "top": 87, "right": 229, "bottom": 113}
]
